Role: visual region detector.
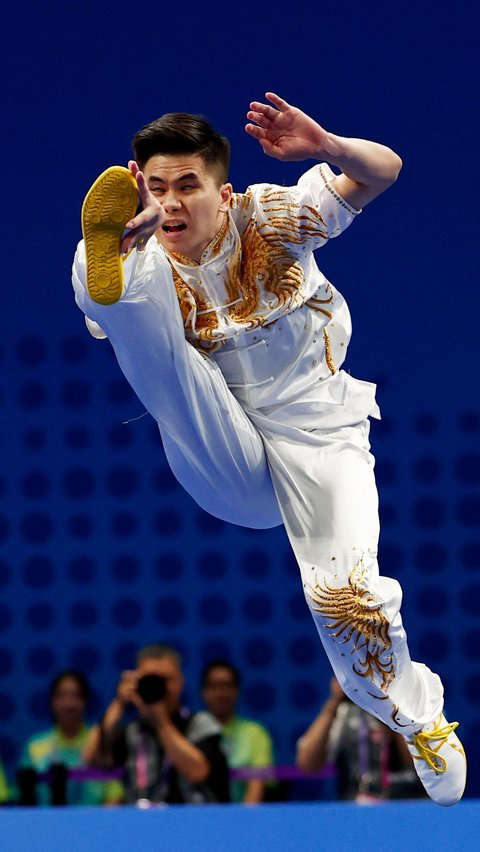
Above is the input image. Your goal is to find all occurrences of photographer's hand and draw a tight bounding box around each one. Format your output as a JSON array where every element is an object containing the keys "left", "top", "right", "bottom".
[
  {"left": 116, "top": 670, "right": 141, "bottom": 711},
  {"left": 296, "top": 677, "right": 344, "bottom": 773},
  {"left": 145, "top": 703, "right": 210, "bottom": 784},
  {"left": 83, "top": 671, "right": 138, "bottom": 765}
]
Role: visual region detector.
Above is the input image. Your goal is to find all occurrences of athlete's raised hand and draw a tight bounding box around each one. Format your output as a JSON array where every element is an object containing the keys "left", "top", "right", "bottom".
[
  {"left": 246, "top": 92, "right": 403, "bottom": 208},
  {"left": 245, "top": 92, "right": 329, "bottom": 162},
  {"left": 120, "top": 160, "right": 166, "bottom": 254}
]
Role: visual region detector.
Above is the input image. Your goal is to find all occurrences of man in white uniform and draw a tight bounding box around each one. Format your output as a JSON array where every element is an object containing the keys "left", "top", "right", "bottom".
[{"left": 72, "top": 93, "right": 466, "bottom": 805}]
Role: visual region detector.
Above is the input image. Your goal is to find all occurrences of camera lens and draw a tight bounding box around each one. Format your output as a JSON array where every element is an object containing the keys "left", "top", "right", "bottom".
[{"left": 136, "top": 674, "right": 167, "bottom": 704}]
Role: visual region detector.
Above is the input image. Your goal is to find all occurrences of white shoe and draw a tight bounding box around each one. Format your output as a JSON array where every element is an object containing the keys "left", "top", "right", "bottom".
[{"left": 406, "top": 714, "right": 466, "bottom": 806}]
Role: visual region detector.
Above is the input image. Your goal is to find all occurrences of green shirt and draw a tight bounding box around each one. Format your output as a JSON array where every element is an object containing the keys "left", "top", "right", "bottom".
[
  {"left": 221, "top": 716, "right": 274, "bottom": 803},
  {"left": 20, "top": 725, "right": 123, "bottom": 806},
  {"left": 0, "top": 757, "right": 9, "bottom": 803}
]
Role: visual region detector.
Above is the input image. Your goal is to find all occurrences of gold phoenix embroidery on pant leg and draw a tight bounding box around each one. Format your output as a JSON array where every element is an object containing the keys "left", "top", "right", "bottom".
[
  {"left": 391, "top": 705, "right": 411, "bottom": 728},
  {"left": 308, "top": 560, "right": 395, "bottom": 690}
]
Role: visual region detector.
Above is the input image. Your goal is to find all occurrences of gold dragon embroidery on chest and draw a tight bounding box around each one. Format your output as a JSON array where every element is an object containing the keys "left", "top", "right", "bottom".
[{"left": 168, "top": 188, "right": 329, "bottom": 344}]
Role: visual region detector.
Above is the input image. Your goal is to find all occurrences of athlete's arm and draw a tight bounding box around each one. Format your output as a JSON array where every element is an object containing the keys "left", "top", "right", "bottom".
[{"left": 245, "top": 92, "right": 402, "bottom": 210}]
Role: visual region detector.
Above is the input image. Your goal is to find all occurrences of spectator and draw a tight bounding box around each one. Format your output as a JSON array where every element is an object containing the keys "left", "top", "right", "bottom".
[
  {"left": 0, "top": 754, "right": 10, "bottom": 804},
  {"left": 84, "top": 644, "right": 230, "bottom": 804},
  {"left": 18, "top": 670, "right": 122, "bottom": 805},
  {"left": 296, "top": 677, "right": 426, "bottom": 802},
  {"left": 201, "top": 660, "right": 275, "bottom": 803}
]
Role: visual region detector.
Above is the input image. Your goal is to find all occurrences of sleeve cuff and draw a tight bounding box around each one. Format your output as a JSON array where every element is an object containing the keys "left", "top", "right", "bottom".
[{"left": 317, "top": 163, "right": 362, "bottom": 216}]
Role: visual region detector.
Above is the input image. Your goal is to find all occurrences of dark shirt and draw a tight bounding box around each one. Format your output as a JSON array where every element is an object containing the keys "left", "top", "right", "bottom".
[
  {"left": 329, "top": 701, "right": 426, "bottom": 800},
  {"left": 110, "top": 709, "right": 230, "bottom": 804}
]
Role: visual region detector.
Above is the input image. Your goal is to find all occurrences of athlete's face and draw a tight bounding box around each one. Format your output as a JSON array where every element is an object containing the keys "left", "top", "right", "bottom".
[{"left": 143, "top": 153, "right": 232, "bottom": 263}]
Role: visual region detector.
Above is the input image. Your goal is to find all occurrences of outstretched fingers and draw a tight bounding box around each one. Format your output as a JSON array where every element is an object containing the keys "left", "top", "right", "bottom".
[
  {"left": 130, "top": 166, "right": 151, "bottom": 208},
  {"left": 121, "top": 168, "right": 165, "bottom": 253},
  {"left": 245, "top": 122, "right": 268, "bottom": 139},
  {"left": 246, "top": 93, "right": 292, "bottom": 132},
  {"left": 246, "top": 108, "right": 272, "bottom": 126},
  {"left": 265, "top": 92, "right": 291, "bottom": 111},
  {"left": 249, "top": 93, "right": 290, "bottom": 114},
  {"left": 248, "top": 102, "right": 278, "bottom": 122}
]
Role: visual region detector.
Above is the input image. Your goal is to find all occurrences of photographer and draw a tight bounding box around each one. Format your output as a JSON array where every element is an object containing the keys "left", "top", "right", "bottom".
[
  {"left": 296, "top": 677, "right": 426, "bottom": 802},
  {"left": 84, "top": 645, "right": 230, "bottom": 804}
]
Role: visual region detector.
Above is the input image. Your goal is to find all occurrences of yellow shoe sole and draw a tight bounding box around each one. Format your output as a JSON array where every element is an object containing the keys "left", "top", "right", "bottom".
[{"left": 81, "top": 166, "right": 138, "bottom": 305}]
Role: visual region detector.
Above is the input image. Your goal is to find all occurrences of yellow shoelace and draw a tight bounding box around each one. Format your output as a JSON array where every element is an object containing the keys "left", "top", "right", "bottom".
[{"left": 409, "top": 718, "right": 460, "bottom": 774}]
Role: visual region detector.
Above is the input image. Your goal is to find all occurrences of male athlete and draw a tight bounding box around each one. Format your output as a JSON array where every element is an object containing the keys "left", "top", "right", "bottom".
[{"left": 72, "top": 93, "right": 466, "bottom": 805}]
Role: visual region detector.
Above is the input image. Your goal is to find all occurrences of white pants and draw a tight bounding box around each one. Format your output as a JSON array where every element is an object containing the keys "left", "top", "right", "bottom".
[{"left": 72, "top": 245, "right": 444, "bottom": 735}]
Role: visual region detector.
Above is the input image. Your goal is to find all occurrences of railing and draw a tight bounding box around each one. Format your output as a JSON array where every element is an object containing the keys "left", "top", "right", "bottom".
[{"left": 16, "top": 764, "right": 336, "bottom": 805}]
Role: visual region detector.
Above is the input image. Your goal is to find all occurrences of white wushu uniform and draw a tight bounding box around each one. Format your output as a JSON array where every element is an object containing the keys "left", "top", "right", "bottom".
[{"left": 72, "top": 163, "right": 443, "bottom": 735}]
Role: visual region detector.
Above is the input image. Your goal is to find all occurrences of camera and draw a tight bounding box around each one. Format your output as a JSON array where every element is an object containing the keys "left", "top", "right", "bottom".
[{"left": 136, "top": 674, "right": 167, "bottom": 704}]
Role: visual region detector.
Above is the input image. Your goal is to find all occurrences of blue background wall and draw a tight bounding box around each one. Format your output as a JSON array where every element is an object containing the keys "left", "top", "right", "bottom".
[{"left": 1, "top": 0, "right": 479, "bottom": 795}]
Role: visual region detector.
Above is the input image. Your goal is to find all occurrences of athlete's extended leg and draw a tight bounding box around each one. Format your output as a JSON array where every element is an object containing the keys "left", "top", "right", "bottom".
[
  {"left": 72, "top": 190, "right": 280, "bottom": 529},
  {"left": 255, "top": 413, "right": 466, "bottom": 805}
]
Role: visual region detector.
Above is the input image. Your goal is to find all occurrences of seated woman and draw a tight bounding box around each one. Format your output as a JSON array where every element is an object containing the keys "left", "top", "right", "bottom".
[
  {"left": 201, "top": 660, "right": 275, "bottom": 803},
  {"left": 18, "top": 670, "right": 123, "bottom": 806}
]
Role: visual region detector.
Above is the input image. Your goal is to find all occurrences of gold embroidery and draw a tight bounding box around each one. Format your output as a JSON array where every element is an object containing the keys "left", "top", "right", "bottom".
[
  {"left": 353, "top": 647, "right": 394, "bottom": 688},
  {"left": 203, "top": 213, "right": 229, "bottom": 260},
  {"left": 168, "top": 265, "right": 221, "bottom": 339},
  {"left": 168, "top": 266, "right": 196, "bottom": 328},
  {"left": 306, "top": 287, "right": 334, "bottom": 320},
  {"left": 197, "top": 339, "right": 225, "bottom": 353},
  {"left": 259, "top": 211, "right": 327, "bottom": 246},
  {"left": 232, "top": 190, "right": 254, "bottom": 212},
  {"left": 391, "top": 705, "right": 411, "bottom": 728},
  {"left": 308, "top": 286, "right": 333, "bottom": 305},
  {"left": 168, "top": 214, "right": 229, "bottom": 267},
  {"left": 225, "top": 229, "right": 262, "bottom": 327},
  {"left": 169, "top": 250, "right": 198, "bottom": 267},
  {"left": 308, "top": 560, "right": 394, "bottom": 690},
  {"left": 167, "top": 184, "right": 332, "bottom": 339},
  {"left": 323, "top": 328, "right": 336, "bottom": 374},
  {"left": 239, "top": 220, "right": 304, "bottom": 313},
  {"left": 258, "top": 187, "right": 328, "bottom": 246},
  {"left": 307, "top": 303, "right": 333, "bottom": 319}
]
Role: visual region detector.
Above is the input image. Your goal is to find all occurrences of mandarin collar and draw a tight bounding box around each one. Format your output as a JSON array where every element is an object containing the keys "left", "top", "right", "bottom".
[{"left": 167, "top": 212, "right": 230, "bottom": 268}]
